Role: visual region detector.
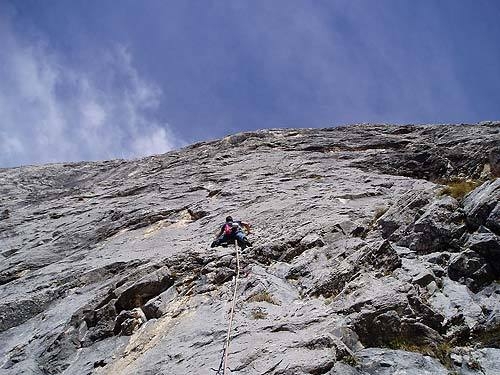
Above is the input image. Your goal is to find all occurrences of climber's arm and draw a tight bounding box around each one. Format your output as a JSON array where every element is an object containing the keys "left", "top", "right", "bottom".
[
  {"left": 240, "top": 221, "right": 251, "bottom": 233},
  {"left": 214, "top": 226, "right": 224, "bottom": 238}
]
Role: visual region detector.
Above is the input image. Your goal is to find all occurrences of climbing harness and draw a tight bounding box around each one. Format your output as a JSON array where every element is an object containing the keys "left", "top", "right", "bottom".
[{"left": 214, "top": 241, "right": 241, "bottom": 375}]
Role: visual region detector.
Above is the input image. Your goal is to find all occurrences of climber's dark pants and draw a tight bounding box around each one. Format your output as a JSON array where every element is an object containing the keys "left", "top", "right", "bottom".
[{"left": 213, "top": 231, "right": 248, "bottom": 249}]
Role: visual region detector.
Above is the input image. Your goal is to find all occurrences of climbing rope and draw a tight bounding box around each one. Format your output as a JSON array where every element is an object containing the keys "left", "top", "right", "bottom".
[{"left": 214, "top": 241, "right": 241, "bottom": 375}]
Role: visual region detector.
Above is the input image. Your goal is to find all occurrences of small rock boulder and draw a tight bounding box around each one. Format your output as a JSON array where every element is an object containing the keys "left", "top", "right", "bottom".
[
  {"left": 358, "top": 240, "right": 401, "bottom": 273},
  {"left": 142, "top": 287, "right": 178, "bottom": 320},
  {"left": 463, "top": 179, "right": 500, "bottom": 231},
  {"left": 401, "top": 196, "right": 464, "bottom": 254},
  {"left": 300, "top": 233, "right": 325, "bottom": 249},
  {"left": 448, "top": 250, "right": 495, "bottom": 292},
  {"left": 468, "top": 231, "right": 500, "bottom": 276},
  {"left": 81, "top": 299, "right": 117, "bottom": 346},
  {"left": 114, "top": 308, "right": 147, "bottom": 336},
  {"left": 376, "top": 190, "right": 432, "bottom": 240},
  {"left": 212, "top": 267, "right": 236, "bottom": 285},
  {"left": 412, "top": 271, "right": 436, "bottom": 287},
  {"left": 486, "top": 204, "right": 500, "bottom": 235}
]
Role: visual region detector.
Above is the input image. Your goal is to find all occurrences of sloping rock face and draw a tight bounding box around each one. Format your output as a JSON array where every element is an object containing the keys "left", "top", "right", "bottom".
[{"left": 0, "top": 123, "right": 499, "bottom": 375}]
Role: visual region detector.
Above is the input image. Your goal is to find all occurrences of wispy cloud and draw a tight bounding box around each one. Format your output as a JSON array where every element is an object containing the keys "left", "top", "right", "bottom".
[
  {"left": 0, "top": 10, "right": 183, "bottom": 168},
  {"left": 220, "top": 1, "right": 472, "bottom": 125}
]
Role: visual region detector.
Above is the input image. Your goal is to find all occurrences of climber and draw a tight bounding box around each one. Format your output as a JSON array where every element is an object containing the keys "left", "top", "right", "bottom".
[{"left": 211, "top": 216, "right": 252, "bottom": 249}]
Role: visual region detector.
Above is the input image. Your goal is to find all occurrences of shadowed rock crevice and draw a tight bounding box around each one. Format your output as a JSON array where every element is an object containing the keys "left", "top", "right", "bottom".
[{"left": 114, "top": 267, "right": 174, "bottom": 313}]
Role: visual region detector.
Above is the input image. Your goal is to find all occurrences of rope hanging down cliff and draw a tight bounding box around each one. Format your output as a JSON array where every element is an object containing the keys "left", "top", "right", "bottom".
[{"left": 213, "top": 241, "right": 241, "bottom": 375}]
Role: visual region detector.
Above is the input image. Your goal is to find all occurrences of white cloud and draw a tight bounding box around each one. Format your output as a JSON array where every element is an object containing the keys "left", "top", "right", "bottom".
[
  {"left": 132, "top": 127, "right": 178, "bottom": 156},
  {"left": 81, "top": 101, "right": 107, "bottom": 130},
  {"left": 1, "top": 133, "right": 24, "bottom": 155},
  {"left": 0, "top": 13, "right": 183, "bottom": 167}
]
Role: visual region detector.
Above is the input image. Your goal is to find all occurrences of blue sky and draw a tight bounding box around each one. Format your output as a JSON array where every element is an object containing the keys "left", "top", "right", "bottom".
[{"left": 1, "top": 1, "right": 499, "bottom": 167}]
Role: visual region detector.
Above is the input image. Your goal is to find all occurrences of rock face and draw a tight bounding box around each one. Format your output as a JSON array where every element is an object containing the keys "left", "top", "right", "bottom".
[{"left": 0, "top": 123, "right": 499, "bottom": 375}]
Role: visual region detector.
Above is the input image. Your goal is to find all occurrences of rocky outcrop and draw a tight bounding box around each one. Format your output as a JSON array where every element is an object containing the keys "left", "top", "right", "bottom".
[
  {"left": 463, "top": 178, "right": 500, "bottom": 233},
  {"left": 0, "top": 123, "right": 499, "bottom": 374},
  {"left": 400, "top": 196, "right": 466, "bottom": 254}
]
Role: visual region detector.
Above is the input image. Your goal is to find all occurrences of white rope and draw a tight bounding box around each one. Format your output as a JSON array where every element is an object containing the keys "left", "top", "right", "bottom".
[{"left": 222, "top": 241, "right": 241, "bottom": 374}]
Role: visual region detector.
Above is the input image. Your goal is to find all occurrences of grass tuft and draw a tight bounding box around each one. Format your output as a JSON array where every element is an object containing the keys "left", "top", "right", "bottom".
[
  {"left": 437, "top": 179, "right": 483, "bottom": 200},
  {"left": 387, "top": 338, "right": 453, "bottom": 369},
  {"left": 250, "top": 308, "right": 268, "bottom": 320},
  {"left": 340, "top": 354, "right": 358, "bottom": 366},
  {"left": 247, "top": 291, "right": 279, "bottom": 305}
]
